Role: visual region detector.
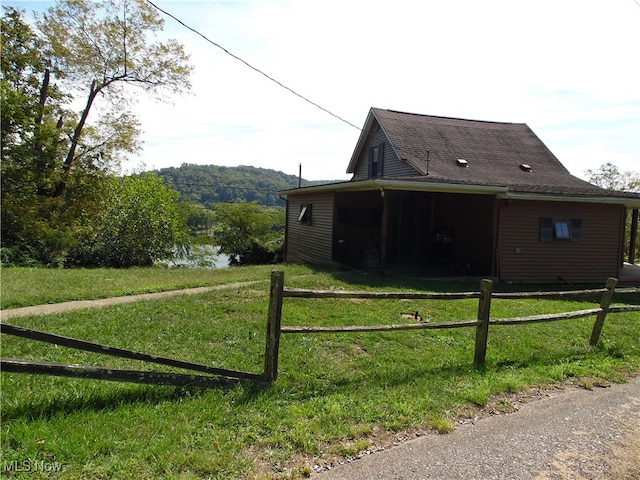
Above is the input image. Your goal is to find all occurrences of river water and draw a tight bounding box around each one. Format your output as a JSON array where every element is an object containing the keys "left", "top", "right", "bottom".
[{"left": 160, "top": 245, "right": 231, "bottom": 269}]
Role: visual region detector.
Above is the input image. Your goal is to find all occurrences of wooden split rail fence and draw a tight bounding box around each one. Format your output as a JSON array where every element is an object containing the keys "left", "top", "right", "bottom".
[
  {"left": 263, "top": 271, "right": 640, "bottom": 381},
  {"left": 2, "top": 271, "right": 638, "bottom": 387},
  {"left": 0, "top": 322, "right": 267, "bottom": 387}
]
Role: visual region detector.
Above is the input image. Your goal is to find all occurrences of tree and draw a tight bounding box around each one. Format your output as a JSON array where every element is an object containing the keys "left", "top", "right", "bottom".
[
  {"left": 68, "top": 173, "right": 189, "bottom": 267},
  {"left": 182, "top": 203, "right": 217, "bottom": 237},
  {"left": 1, "top": 7, "right": 87, "bottom": 265},
  {"left": 585, "top": 162, "right": 640, "bottom": 192},
  {"left": 36, "top": 0, "right": 192, "bottom": 196},
  {"left": 1, "top": 2, "right": 192, "bottom": 266},
  {"left": 213, "top": 203, "right": 285, "bottom": 265},
  {"left": 586, "top": 163, "right": 640, "bottom": 263}
]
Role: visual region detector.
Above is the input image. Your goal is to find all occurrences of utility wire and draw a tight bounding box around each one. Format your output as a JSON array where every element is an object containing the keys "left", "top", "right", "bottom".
[
  {"left": 169, "top": 181, "right": 283, "bottom": 192},
  {"left": 145, "top": 0, "right": 362, "bottom": 131}
]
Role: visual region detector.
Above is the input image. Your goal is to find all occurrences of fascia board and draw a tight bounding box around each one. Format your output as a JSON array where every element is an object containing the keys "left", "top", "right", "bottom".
[
  {"left": 498, "top": 192, "right": 640, "bottom": 208},
  {"left": 280, "top": 179, "right": 507, "bottom": 196}
]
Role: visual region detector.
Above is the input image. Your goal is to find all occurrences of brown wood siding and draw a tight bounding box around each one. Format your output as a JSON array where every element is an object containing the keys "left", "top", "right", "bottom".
[
  {"left": 352, "top": 121, "right": 417, "bottom": 180},
  {"left": 285, "top": 192, "right": 334, "bottom": 264},
  {"left": 498, "top": 200, "right": 624, "bottom": 283}
]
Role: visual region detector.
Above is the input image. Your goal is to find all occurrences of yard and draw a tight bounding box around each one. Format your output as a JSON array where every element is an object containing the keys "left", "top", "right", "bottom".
[{"left": 1, "top": 265, "right": 639, "bottom": 479}]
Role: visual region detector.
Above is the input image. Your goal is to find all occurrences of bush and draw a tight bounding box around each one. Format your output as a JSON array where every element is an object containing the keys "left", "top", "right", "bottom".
[
  {"left": 68, "top": 174, "right": 189, "bottom": 267},
  {"left": 213, "top": 202, "right": 284, "bottom": 265}
]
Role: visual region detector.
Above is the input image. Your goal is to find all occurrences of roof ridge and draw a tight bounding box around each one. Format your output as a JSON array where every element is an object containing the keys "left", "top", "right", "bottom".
[{"left": 375, "top": 107, "right": 526, "bottom": 126}]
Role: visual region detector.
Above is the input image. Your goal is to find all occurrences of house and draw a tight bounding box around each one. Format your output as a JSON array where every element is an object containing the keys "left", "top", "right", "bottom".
[{"left": 280, "top": 108, "right": 640, "bottom": 283}]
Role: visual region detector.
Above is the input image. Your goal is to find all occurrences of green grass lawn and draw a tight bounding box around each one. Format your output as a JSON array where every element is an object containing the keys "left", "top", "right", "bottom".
[
  {"left": 1, "top": 265, "right": 639, "bottom": 479},
  {"left": 0, "top": 264, "right": 314, "bottom": 309}
]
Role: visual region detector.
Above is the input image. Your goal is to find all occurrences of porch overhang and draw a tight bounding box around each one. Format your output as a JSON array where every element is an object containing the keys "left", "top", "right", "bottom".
[
  {"left": 281, "top": 180, "right": 640, "bottom": 208},
  {"left": 280, "top": 179, "right": 508, "bottom": 197},
  {"left": 498, "top": 191, "right": 640, "bottom": 208}
]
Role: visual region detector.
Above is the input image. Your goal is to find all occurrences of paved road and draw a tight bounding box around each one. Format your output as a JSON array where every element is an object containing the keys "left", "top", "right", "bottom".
[{"left": 317, "top": 377, "right": 640, "bottom": 480}]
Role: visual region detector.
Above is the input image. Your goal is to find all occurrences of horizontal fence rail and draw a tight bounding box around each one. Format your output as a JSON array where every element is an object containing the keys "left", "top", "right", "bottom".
[
  {"left": 283, "top": 288, "right": 482, "bottom": 300},
  {"left": 0, "top": 323, "right": 263, "bottom": 382},
  {"left": 264, "top": 272, "right": 640, "bottom": 380},
  {"left": 1, "top": 358, "right": 245, "bottom": 388},
  {"left": 281, "top": 320, "right": 480, "bottom": 334}
]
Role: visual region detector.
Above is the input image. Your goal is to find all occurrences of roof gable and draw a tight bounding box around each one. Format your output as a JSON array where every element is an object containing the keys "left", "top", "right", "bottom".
[{"left": 347, "top": 108, "right": 599, "bottom": 193}]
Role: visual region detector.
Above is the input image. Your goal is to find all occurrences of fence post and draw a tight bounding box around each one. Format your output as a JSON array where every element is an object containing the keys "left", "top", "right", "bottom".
[
  {"left": 589, "top": 277, "right": 618, "bottom": 346},
  {"left": 474, "top": 279, "right": 494, "bottom": 368},
  {"left": 263, "top": 270, "right": 284, "bottom": 382}
]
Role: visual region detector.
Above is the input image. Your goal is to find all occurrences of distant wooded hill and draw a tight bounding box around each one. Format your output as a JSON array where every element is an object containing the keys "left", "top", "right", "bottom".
[{"left": 154, "top": 164, "right": 341, "bottom": 207}]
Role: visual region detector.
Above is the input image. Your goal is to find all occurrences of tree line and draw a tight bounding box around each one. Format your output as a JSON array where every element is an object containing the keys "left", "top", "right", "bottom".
[{"left": 155, "top": 164, "right": 301, "bottom": 207}]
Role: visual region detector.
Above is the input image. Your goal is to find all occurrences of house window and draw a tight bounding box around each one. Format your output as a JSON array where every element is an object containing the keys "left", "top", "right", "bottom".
[
  {"left": 368, "top": 142, "right": 384, "bottom": 179},
  {"left": 298, "top": 204, "right": 311, "bottom": 224},
  {"left": 554, "top": 221, "right": 571, "bottom": 240},
  {"left": 540, "top": 217, "right": 582, "bottom": 241}
]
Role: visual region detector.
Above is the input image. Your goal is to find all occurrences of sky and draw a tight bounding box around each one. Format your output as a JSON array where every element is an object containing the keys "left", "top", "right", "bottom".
[{"left": 7, "top": 0, "right": 640, "bottom": 181}]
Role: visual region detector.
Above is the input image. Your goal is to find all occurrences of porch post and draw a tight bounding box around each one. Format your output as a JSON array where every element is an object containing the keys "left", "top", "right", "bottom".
[
  {"left": 379, "top": 189, "right": 388, "bottom": 275},
  {"left": 629, "top": 208, "right": 638, "bottom": 264}
]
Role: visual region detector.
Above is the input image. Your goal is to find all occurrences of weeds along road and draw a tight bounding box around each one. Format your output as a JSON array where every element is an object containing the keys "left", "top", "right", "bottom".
[{"left": 316, "top": 376, "right": 640, "bottom": 480}]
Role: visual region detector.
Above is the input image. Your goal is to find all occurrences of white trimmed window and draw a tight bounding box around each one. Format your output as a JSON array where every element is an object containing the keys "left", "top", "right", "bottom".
[
  {"left": 298, "top": 204, "right": 311, "bottom": 224},
  {"left": 540, "top": 217, "right": 582, "bottom": 241}
]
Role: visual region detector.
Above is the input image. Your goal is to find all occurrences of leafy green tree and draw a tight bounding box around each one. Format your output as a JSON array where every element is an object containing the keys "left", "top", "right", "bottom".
[
  {"left": 586, "top": 163, "right": 640, "bottom": 261},
  {"left": 213, "top": 203, "right": 285, "bottom": 265},
  {"left": 585, "top": 163, "right": 640, "bottom": 192},
  {"left": 182, "top": 203, "right": 217, "bottom": 237},
  {"left": 1, "top": 7, "right": 90, "bottom": 264},
  {"left": 68, "top": 174, "right": 189, "bottom": 267},
  {"left": 1, "top": 2, "right": 192, "bottom": 266},
  {"left": 35, "top": 0, "right": 192, "bottom": 195}
]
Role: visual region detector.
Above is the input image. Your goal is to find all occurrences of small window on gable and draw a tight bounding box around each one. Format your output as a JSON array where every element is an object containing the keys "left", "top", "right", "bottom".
[
  {"left": 368, "top": 142, "right": 384, "bottom": 179},
  {"left": 298, "top": 204, "right": 311, "bottom": 224}
]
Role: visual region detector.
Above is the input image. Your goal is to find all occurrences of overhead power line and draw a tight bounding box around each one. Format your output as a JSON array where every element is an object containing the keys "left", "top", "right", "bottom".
[
  {"left": 145, "top": 0, "right": 362, "bottom": 131},
  {"left": 169, "top": 181, "right": 282, "bottom": 193}
]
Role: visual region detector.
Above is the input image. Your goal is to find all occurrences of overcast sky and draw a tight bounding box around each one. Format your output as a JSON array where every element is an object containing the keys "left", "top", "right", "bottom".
[{"left": 8, "top": 0, "right": 640, "bottom": 181}]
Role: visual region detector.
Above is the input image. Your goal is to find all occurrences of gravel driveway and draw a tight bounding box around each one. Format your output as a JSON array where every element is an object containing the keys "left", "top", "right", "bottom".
[{"left": 316, "top": 376, "right": 640, "bottom": 480}]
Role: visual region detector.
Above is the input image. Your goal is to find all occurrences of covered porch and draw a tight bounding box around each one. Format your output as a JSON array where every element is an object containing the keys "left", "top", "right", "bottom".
[{"left": 331, "top": 189, "right": 497, "bottom": 277}]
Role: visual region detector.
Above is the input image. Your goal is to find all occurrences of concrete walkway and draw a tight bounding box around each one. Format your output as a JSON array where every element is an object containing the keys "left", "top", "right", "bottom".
[{"left": 0, "top": 281, "right": 265, "bottom": 320}]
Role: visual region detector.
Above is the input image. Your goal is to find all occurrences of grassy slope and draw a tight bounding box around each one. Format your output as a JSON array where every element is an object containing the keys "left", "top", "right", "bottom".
[{"left": 1, "top": 266, "right": 639, "bottom": 479}]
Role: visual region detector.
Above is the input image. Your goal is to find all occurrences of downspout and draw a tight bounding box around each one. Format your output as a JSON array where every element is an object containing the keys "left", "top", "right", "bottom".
[
  {"left": 629, "top": 208, "right": 638, "bottom": 264},
  {"left": 379, "top": 188, "right": 388, "bottom": 276}
]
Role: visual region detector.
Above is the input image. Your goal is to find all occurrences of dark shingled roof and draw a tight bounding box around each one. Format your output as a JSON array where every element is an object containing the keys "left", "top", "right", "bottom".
[{"left": 353, "top": 108, "right": 608, "bottom": 196}]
